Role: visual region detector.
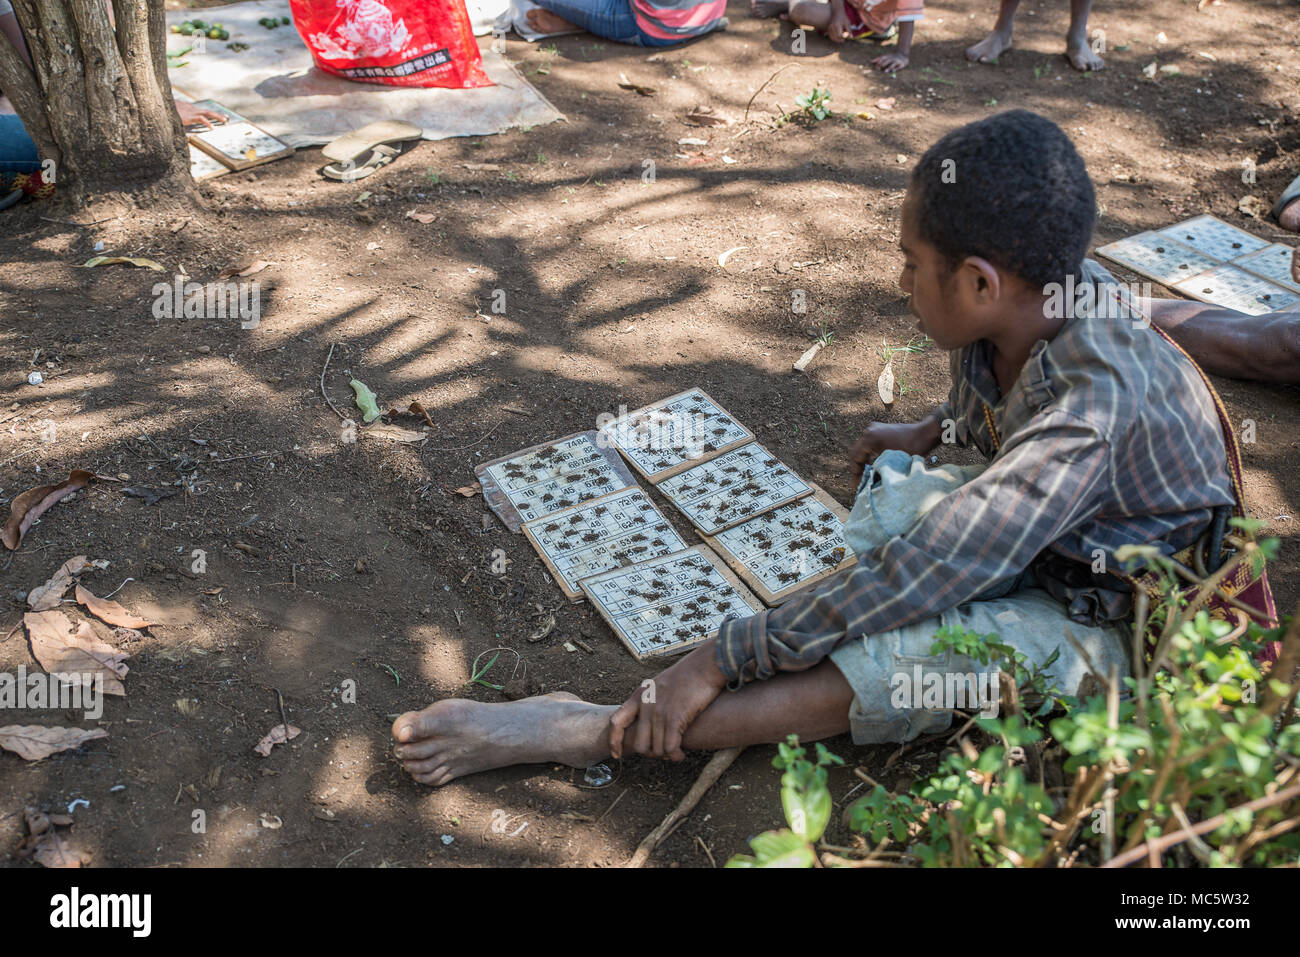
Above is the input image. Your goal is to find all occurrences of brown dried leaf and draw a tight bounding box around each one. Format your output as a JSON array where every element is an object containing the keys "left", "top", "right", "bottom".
[
  {"left": 878, "top": 362, "right": 896, "bottom": 405},
  {"left": 254, "top": 723, "right": 301, "bottom": 757},
  {"left": 405, "top": 209, "right": 438, "bottom": 223},
  {"left": 26, "top": 611, "right": 129, "bottom": 696},
  {"left": 362, "top": 424, "right": 426, "bottom": 443},
  {"left": 218, "top": 259, "right": 272, "bottom": 280},
  {"left": 454, "top": 483, "right": 481, "bottom": 498},
  {"left": 617, "top": 72, "right": 656, "bottom": 96},
  {"left": 684, "top": 106, "right": 731, "bottom": 127},
  {"left": 75, "top": 584, "right": 153, "bottom": 629},
  {"left": 28, "top": 555, "right": 91, "bottom": 611},
  {"left": 384, "top": 400, "right": 436, "bottom": 428},
  {"left": 2, "top": 469, "right": 94, "bottom": 550},
  {"left": 875, "top": 97, "right": 896, "bottom": 110},
  {"left": 33, "top": 831, "right": 91, "bottom": 868},
  {"left": 0, "top": 725, "right": 108, "bottom": 761}
]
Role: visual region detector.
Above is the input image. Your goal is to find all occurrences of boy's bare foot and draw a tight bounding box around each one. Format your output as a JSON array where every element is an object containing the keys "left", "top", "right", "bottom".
[
  {"left": 751, "top": 0, "right": 789, "bottom": 17},
  {"left": 966, "top": 29, "right": 1012, "bottom": 64},
  {"left": 525, "top": 7, "right": 579, "bottom": 34},
  {"left": 391, "top": 692, "right": 614, "bottom": 787},
  {"left": 1065, "top": 34, "right": 1104, "bottom": 71}
]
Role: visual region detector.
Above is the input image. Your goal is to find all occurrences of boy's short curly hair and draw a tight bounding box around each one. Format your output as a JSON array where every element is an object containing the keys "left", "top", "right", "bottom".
[{"left": 910, "top": 110, "right": 1096, "bottom": 289}]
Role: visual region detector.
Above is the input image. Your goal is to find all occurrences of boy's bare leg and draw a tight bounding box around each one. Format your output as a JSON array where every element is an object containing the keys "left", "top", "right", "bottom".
[
  {"left": 1144, "top": 297, "right": 1300, "bottom": 384},
  {"left": 391, "top": 660, "right": 854, "bottom": 786},
  {"left": 526, "top": 6, "right": 580, "bottom": 34},
  {"left": 966, "top": 0, "right": 1019, "bottom": 64},
  {"left": 1280, "top": 197, "right": 1300, "bottom": 232},
  {"left": 1064, "top": 0, "right": 1103, "bottom": 71},
  {"left": 751, "top": 0, "right": 792, "bottom": 18}
]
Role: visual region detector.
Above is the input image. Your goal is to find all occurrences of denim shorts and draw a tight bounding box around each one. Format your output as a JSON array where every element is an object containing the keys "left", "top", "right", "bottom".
[
  {"left": 534, "top": 0, "right": 681, "bottom": 46},
  {"left": 0, "top": 113, "right": 40, "bottom": 174},
  {"left": 828, "top": 451, "right": 1129, "bottom": 745}
]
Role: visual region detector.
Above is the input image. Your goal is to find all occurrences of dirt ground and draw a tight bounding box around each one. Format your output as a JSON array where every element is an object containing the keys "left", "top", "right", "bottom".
[{"left": 1, "top": 0, "right": 1297, "bottom": 868}]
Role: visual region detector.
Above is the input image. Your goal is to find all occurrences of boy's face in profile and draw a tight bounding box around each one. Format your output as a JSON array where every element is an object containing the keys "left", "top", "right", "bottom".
[
  {"left": 899, "top": 189, "right": 973, "bottom": 351},
  {"left": 899, "top": 187, "right": 1014, "bottom": 352}
]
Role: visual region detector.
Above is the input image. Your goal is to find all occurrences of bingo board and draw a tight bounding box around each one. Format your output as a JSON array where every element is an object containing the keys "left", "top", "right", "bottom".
[
  {"left": 1173, "top": 264, "right": 1299, "bottom": 316},
  {"left": 704, "top": 486, "right": 857, "bottom": 605},
  {"left": 599, "top": 388, "right": 753, "bottom": 482},
  {"left": 522, "top": 486, "right": 689, "bottom": 600},
  {"left": 187, "top": 101, "right": 295, "bottom": 172},
  {"left": 475, "top": 430, "right": 638, "bottom": 533},
  {"left": 579, "top": 545, "right": 763, "bottom": 660},
  {"left": 1096, "top": 214, "right": 1297, "bottom": 315},
  {"left": 656, "top": 441, "right": 813, "bottom": 536},
  {"left": 189, "top": 145, "right": 231, "bottom": 181},
  {"left": 1233, "top": 244, "right": 1300, "bottom": 294}
]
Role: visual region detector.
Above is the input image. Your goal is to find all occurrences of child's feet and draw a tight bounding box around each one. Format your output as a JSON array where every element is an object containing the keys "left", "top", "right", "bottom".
[
  {"left": 966, "top": 29, "right": 1012, "bottom": 64},
  {"left": 525, "top": 6, "right": 579, "bottom": 34},
  {"left": 1066, "top": 33, "right": 1105, "bottom": 71},
  {"left": 751, "top": 0, "right": 789, "bottom": 17}
]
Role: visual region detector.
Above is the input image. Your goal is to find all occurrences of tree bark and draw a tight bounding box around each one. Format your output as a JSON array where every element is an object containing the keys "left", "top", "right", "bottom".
[{"left": 0, "top": 0, "right": 193, "bottom": 209}]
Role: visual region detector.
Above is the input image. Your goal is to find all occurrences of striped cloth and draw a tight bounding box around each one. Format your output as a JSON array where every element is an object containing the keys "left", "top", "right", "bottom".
[
  {"left": 630, "top": 0, "right": 727, "bottom": 42},
  {"left": 715, "top": 258, "right": 1237, "bottom": 687},
  {"left": 851, "top": 0, "right": 923, "bottom": 34}
]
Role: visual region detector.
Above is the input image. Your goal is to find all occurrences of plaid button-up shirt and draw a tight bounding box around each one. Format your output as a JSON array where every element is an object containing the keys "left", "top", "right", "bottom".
[{"left": 715, "top": 259, "right": 1236, "bottom": 686}]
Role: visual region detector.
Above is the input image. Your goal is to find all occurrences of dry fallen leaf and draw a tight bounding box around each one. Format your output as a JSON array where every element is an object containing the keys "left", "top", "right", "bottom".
[
  {"left": 1238, "top": 195, "right": 1269, "bottom": 220},
  {"left": 617, "top": 72, "right": 656, "bottom": 96},
  {"left": 2, "top": 469, "right": 94, "bottom": 550},
  {"left": 462, "top": 162, "right": 503, "bottom": 171},
  {"left": 32, "top": 830, "right": 91, "bottom": 868},
  {"left": 26, "top": 611, "right": 130, "bottom": 696},
  {"left": 0, "top": 725, "right": 108, "bottom": 761},
  {"left": 27, "top": 554, "right": 91, "bottom": 611},
  {"left": 362, "top": 424, "right": 426, "bottom": 443},
  {"left": 455, "top": 483, "right": 482, "bottom": 498},
  {"left": 81, "top": 256, "right": 164, "bottom": 271},
  {"left": 384, "top": 400, "right": 436, "bottom": 427},
  {"left": 254, "top": 723, "right": 301, "bottom": 757},
  {"left": 405, "top": 209, "right": 438, "bottom": 224},
  {"left": 75, "top": 584, "right": 153, "bottom": 629},
  {"left": 878, "top": 362, "right": 896, "bottom": 405},
  {"left": 218, "top": 260, "right": 272, "bottom": 280},
  {"left": 717, "top": 245, "right": 748, "bottom": 268},
  {"left": 875, "top": 97, "right": 896, "bottom": 110},
  {"left": 684, "top": 106, "right": 731, "bottom": 127}
]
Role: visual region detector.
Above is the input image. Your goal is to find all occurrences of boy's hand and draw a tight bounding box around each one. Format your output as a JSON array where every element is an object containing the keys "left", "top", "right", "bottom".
[
  {"left": 850, "top": 415, "right": 941, "bottom": 485},
  {"left": 609, "top": 641, "right": 727, "bottom": 762},
  {"left": 827, "top": 11, "right": 853, "bottom": 41},
  {"left": 873, "top": 51, "right": 909, "bottom": 72}
]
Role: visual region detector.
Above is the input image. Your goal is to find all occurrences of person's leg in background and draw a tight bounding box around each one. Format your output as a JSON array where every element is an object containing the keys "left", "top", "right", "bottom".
[{"left": 526, "top": 0, "right": 645, "bottom": 43}]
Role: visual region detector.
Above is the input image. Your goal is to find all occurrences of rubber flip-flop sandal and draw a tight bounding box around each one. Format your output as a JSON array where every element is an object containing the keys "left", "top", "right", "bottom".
[
  {"left": 1271, "top": 172, "right": 1300, "bottom": 223},
  {"left": 321, "top": 142, "right": 417, "bottom": 181},
  {"left": 0, "top": 189, "right": 22, "bottom": 211},
  {"left": 321, "top": 120, "right": 423, "bottom": 165}
]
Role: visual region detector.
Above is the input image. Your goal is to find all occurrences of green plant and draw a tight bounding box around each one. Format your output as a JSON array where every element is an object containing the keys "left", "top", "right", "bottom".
[
  {"left": 737, "top": 525, "right": 1299, "bottom": 867},
  {"left": 877, "top": 336, "right": 928, "bottom": 395},
  {"left": 794, "top": 86, "right": 833, "bottom": 122},
  {"left": 726, "top": 736, "right": 844, "bottom": 867}
]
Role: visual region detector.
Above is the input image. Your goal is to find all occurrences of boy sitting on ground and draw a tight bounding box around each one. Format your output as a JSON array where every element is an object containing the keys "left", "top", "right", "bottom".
[
  {"left": 751, "top": 0, "right": 921, "bottom": 72},
  {"left": 391, "top": 111, "right": 1250, "bottom": 785}
]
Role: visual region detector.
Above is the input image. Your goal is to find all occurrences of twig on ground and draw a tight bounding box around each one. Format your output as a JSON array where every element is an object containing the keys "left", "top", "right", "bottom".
[
  {"left": 627, "top": 746, "right": 743, "bottom": 867},
  {"left": 320, "top": 343, "right": 345, "bottom": 420},
  {"left": 745, "top": 64, "right": 793, "bottom": 123}
]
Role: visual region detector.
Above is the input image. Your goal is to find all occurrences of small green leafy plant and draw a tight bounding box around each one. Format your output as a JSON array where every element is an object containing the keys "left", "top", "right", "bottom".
[
  {"left": 794, "top": 87, "right": 833, "bottom": 122},
  {"left": 726, "top": 736, "right": 844, "bottom": 867}
]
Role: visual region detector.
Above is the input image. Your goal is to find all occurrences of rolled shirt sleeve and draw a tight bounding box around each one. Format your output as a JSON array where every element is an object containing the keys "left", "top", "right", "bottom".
[{"left": 715, "top": 408, "right": 1112, "bottom": 686}]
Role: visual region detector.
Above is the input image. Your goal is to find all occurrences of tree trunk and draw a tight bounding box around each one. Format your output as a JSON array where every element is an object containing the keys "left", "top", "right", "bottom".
[{"left": 0, "top": 0, "right": 194, "bottom": 211}]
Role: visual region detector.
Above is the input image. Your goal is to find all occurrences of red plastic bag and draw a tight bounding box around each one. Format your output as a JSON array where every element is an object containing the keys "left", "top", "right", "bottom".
[{"left": 289, "top": 0, "right": 493, "bottom": 89}]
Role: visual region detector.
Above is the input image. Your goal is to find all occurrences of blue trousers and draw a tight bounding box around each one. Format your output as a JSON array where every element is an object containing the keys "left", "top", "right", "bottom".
[
  {"left": 0, "top": 112, "right": 39, "bottom": 174},
  {"left": 534, "top": 0, "right": 680, "bottom": 46}
]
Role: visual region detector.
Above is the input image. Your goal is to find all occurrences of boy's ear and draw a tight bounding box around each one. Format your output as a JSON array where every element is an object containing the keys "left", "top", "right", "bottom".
[{"left": 957, "top": 255, "right": 1002, "bottom": 307}]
